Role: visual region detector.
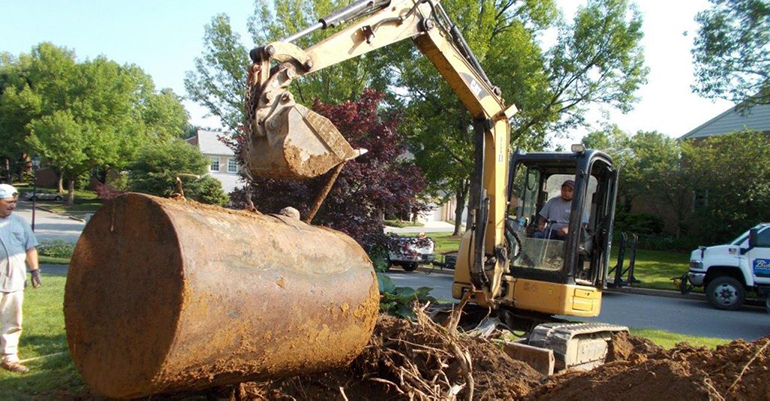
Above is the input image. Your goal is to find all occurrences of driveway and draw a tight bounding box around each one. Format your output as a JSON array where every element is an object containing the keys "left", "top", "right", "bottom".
[{"left": 12, "top": 201, "right": 85, "bottom": 243}]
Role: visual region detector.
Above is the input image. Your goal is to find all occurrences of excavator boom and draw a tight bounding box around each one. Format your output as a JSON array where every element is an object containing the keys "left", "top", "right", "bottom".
[{"left": 244, "top": 0, "right": 515, "bottom": 305}]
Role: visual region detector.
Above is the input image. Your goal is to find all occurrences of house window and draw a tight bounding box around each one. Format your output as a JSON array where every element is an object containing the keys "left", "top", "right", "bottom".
[
  {"left": 227, "top": 158, "right": 238, "bottom": 173},
  {"left": 210, "top": 156, "right": 220, "bottom": 172}
]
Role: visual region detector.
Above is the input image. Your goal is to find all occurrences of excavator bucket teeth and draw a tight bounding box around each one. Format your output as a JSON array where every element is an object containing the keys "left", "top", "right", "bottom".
[{"left": 247, "top": 103, "right": 360, "bottom": 180}]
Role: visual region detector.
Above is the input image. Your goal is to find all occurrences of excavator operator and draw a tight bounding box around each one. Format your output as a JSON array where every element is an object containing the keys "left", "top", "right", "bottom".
[{"left": 534, "top": 180, "right": 574, "bottom": 240}]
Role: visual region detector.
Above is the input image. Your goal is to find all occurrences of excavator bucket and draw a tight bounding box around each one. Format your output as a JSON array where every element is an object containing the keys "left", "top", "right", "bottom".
[
  {"left": 244, "top": 58, "right": 365, "bottom": 181},
  {"left": 245, "top": 101, "right": 361, "bottom": 180},
  {"left": 64, "top": 194, "right": 379, "bottom": 399}
]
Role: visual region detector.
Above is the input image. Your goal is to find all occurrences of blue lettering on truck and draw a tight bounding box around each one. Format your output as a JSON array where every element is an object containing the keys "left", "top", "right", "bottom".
[{"left": 754, "top": 259, "right": 770, "bottom": 277}]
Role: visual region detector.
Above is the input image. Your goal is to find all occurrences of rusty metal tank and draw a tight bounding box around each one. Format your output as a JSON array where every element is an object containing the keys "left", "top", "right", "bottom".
[{"left": 64, "top": 193, "right": 379, "bottom": 399}]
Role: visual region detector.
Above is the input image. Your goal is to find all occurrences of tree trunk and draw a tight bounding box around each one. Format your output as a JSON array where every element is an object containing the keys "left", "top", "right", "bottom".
[
  {"left": 2, "top": 158, "right": 12, "bottom": 184},
  {"left": 453, "top": 180, "right": 469, "bottom": 236},
  {"left": 68, "top": 178, "right": 76, "bottom": 206},
  {"left": 58, "top": 175, "right": 65, "bottom": 193},
  {"left": 16, "top": 154, "right": 26, "bottom": 182}
]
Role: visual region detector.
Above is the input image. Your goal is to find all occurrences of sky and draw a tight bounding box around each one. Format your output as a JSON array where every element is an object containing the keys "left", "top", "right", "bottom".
[{"left": 0, "top": 0, "right": 734, "bottom": 145}]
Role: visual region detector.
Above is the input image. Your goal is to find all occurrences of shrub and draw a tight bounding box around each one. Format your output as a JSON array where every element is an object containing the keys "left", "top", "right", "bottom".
[
  {"left": 127, "top": 140, "right": 207, "bottom": 197},
  {"left": 186, "top": 175, "right": 229, "bottom": 206},
  {"left": 614, "top": 212, "right": 665, "bottom": 235},
  {"left": 37, "top": 239, "right": 76, "bottom": 258},
  {"left": 228, "top": 90, "right": 427, "bottom": 251}
]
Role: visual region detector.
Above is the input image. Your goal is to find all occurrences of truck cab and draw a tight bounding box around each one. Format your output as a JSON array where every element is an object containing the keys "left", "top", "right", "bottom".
[{"left": 687, "top": 223, "right": 770, "bottom": 310}]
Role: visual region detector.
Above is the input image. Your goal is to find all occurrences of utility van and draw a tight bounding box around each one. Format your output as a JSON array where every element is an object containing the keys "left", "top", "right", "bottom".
[{"left": 686, "top": 223, "right": 770, "bottom": 311}]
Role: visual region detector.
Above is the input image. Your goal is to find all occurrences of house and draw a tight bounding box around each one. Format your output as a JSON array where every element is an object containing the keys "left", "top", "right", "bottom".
[
  {"left": 680, "top": 102, "right": 770, "bottom": 140},
  {"left": 186, "top": 129, "right": 243, "bottom": 194}
]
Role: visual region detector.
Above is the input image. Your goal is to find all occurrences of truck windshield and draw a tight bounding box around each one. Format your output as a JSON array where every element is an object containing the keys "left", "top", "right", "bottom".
[{"left": 731, "top": 230, "right": 750, "bottom": 245}]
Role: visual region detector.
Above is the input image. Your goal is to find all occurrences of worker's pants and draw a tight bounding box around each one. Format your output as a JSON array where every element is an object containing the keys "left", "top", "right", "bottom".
[{"left": 0, "top": 291, "right": 23, "bottom": 364}]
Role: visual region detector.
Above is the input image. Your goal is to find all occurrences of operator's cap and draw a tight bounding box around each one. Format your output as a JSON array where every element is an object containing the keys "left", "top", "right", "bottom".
[
  {"left": 562, "top": 180, "right": 575, "bottom": 189},
  {"left": 0, "top": 184, "right": 18, "bottom": 200}
]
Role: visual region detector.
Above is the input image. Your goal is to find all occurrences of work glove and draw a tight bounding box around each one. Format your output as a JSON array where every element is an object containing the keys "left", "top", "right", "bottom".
[{"left": 30, "top": 269, "right": 42, "bottom": 289}]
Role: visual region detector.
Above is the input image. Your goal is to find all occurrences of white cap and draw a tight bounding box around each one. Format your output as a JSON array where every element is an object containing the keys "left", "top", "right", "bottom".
[{"left": 0, "top": 184, "right": 18, "bottom": 200}]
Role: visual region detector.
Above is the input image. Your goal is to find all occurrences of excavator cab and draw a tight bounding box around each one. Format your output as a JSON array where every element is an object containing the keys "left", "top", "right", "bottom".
[
  {"left": 504, "top": 146, "right": 618, "bottom": 316},
  {"left": 452, "top": 146, "right": 619, "bottom": 318}
]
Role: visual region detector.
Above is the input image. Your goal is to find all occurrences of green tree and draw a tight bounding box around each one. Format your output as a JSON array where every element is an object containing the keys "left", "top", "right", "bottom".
[
  {"left": 26, "top": 111, "right": 90, "bottom": 198},
  {"left": 617, "top": 131, "right": 717, "bottom": 238},
  {"left": 142, "top": 88, "right": 191, "bottom": 139},
  {"left": 127, "top": 140, "right": 228, "bottom": 206},
  {"left": 402, "top": 0, "right": 646, "bottom": 232},
  {"left": 581, "top": 124, "right": 633, "bottom": 210},
  {"left": 185, "top": 0, "right": 647, "bottom": 233},
  {"left": 3, "top": 43, "right": 190, "bottom": 202},
  {"left": 682, "top": 130, "right": 770, "bottom": 244},
  {"left": 22, "top": 46, "right": 144, "bottom": 203},
  {"left": 184, "top": 2, "right": 390, "bottom": 131},
  {"left": 184, "top": 14, "right": 250, "bottom": 132},
  {"left": 692, "top": 0, "right": 770, "bottom": 106}
]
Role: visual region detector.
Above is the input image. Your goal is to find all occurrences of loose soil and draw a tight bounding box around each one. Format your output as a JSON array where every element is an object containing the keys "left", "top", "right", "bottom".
[{"left": 45, "top": 314, "right": 770, "bottom": 400}]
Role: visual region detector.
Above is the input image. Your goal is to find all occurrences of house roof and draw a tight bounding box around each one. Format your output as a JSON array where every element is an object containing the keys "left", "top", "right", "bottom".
[
  {"left": 190, "top": 129, "right": 234, "bottom": 156},
  {"left": 680, "top": 103, "right": 770, "bottom": 139}
]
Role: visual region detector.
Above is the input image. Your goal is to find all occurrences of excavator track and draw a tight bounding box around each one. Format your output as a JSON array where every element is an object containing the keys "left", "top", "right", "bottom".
[{"left": 527, "top": 322, "right": 629, "bottom": 371}]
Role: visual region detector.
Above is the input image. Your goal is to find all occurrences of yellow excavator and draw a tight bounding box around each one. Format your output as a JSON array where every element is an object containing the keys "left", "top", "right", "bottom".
[
  {"left": 64, "top": 0, "right": 627, "bottom": 398},
  {"left": 244, "top": 0, "right": 627, "bottom": 372}
]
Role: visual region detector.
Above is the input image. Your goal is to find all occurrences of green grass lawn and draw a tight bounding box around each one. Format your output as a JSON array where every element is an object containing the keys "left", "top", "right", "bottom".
[
  {"left": 419, "top": 232, "right": 689, "bottom": 292},
  {"left": 609, "top": 248, "right": 690, "bottom": 291},
  {"left": 629, "top": 328, "right": 729, "bottom": 349},
  {"left": 0, "top": 274, "right": 85, "bottom": 400},
  {"left": 39, "top": 256, "right": 70, "bottom": 265},
  {"left": 430, "top": 232, "right": 463, "bottom": 255},
  {"left": 384, "top": 219, "right": 424, "bottom": 228}
]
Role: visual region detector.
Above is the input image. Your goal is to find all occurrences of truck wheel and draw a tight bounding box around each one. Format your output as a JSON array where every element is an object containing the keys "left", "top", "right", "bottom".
[
  {"left": 706, "top": 276, "right": 745, "bottom": 311},
  {"left": 403, "top": 263, "right": 418, "bottom": 272}
]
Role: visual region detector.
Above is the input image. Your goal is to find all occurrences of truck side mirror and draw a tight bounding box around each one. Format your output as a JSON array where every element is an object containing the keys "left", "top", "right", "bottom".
[{"left": 749, "top": 228, "right": 759, "bottom": 248}]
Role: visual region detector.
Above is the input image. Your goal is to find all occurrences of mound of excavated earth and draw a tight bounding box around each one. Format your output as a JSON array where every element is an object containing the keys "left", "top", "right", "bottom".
[{"left": 47, "top": 315, "right": 769, "bottom": 400}]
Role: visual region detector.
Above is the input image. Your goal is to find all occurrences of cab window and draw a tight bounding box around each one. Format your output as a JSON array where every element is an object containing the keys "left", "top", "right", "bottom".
[{"left": 757, "top": 228, "right": 770, "bottom": 247}]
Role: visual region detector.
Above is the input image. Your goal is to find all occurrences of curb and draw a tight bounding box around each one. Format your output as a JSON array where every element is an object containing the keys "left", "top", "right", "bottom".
[
  {"left": 604, "top": 286, "right": 704, "bottom": 300},
  {"left": 31, "top": 204, "right": 87, "bottom": 222}
]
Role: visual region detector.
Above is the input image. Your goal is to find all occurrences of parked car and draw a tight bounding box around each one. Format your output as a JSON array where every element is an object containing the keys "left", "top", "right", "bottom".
[
  {"left": 386, "top": 234, "right": 435, "bottom": 272},
  {"left": 685, "top": 223, "right": 770, "bottom": 311},
  {"left": 22, "top": 191, "right": 63, "bottom": 202}
]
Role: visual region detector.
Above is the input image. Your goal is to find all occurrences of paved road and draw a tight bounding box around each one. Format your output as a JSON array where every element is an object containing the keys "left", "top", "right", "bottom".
[
  {"left": 12, "top": 201, "right": 85, "bottom": 243},
  {"left": 385, "top": 270, "right": 770, "bottom": 341}
]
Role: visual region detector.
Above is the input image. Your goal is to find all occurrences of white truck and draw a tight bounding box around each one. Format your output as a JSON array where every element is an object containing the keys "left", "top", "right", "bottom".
[{"left": 686, "top": 223, "right": 770, "bottom": 311}]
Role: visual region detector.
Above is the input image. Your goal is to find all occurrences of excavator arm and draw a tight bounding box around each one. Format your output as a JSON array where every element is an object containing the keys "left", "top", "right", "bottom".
[{"left": 244, "top": 0, "right": 517, "bottom": 305}]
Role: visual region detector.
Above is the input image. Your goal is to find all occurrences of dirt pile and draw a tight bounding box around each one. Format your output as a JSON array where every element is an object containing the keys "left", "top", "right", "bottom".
[
  {"left": 241, "top": 311, "right": 543, "bottom": 400},
  {"left": 46, "top": 314, "right": 769, "bottom": 400},
  {"left": 531, "top": 332, "right": 770, "bottom": 401}
]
